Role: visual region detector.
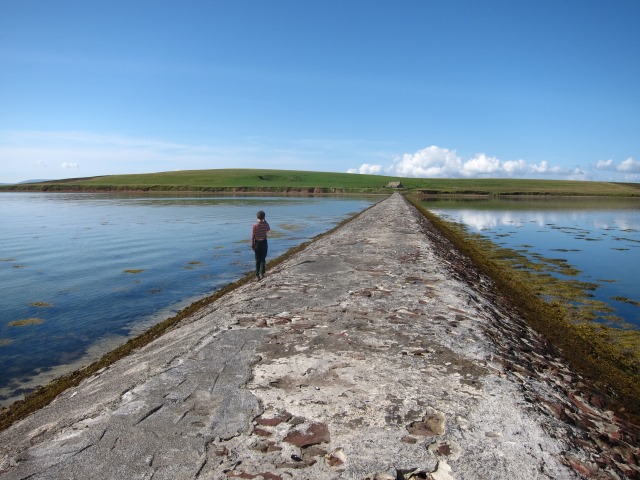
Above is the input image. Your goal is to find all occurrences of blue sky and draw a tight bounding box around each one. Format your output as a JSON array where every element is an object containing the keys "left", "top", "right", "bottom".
[{"left": 1, "top": 0, "right": 638, "bottom": 183}]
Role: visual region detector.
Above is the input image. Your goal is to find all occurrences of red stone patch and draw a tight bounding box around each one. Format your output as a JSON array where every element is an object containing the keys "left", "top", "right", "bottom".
[
  {"left": 255, "top": 411, "right": 293, "bottom": 427},
  {"left": 283, "top": 422, "right": 331, "bottom": 447}
]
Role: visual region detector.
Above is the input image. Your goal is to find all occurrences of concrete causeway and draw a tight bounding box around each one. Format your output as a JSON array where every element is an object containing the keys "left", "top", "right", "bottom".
[{"left": 1, "top": 193, "right": 638, "bottom": 479}]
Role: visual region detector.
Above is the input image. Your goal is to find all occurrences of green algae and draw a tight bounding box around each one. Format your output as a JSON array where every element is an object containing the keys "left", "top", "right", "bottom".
[
  {"left": 614, "top": 236, "right": 640, "bottom": 243},
  {"left": 183, "top": 261, "right": 203, "bottom": 270},
  {"left": 8, "top": 318, "right": 45, "bottom": 327},
  {"left": 123, "top": 269, "right": 144, "bottom": 274},
  {"left": 407, "top": 195, "right": 640, "bottom": 422},
  {"left": 30, "top": 302, "right": 52, "bottom": 307},
  {"left": 612, "top": 296, "right": 640, "bottom": 308},
  {"left": 445, "top": 225, "right": 622, "bottom": 327},
  {"left": 277, "top": 223, "right": 305, "bottom": 231}
]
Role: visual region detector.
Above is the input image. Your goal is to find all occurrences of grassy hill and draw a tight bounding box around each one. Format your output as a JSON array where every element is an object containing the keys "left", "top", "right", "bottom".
[{"left": 3, "top": 168, "right": 640, "bottom": 196}]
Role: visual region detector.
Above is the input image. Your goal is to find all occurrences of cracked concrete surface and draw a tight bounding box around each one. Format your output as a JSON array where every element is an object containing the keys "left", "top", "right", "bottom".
[{"left": 1, "top": 193, "right": 638, "bottom": 479}]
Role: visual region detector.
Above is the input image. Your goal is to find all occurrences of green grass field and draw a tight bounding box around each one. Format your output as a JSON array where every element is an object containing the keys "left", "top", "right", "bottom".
[{"left": 3, "top": 168, "right": 640, "bottom": 196}]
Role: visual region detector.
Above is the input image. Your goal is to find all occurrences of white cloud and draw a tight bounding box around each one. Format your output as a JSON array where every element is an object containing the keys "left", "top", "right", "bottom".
[
  {"left": 528, "top": 160, "right": 576, "bottom": 175},
  {"left": 617, "top": 157, "right": 640, "bottom": 173},
  {"left": 347, "top": 163, "right": 383, "bottom": 175},
  {"left": 596, "top": 157, "right": 640, "bottom": 175},
  {"left": 391, "top": 146, "right": 463, "bottom": 178},
  {"left": 596, "top": 159, "right": 615, "bottom": 170},
  {"left": 348, "top": 145, "right": 597, "bottom": 180},
  {"left": 387, "top": 146, "right": 528, "bottom": 178},
  {"left": 502, "top": 159, "right": 528, "bottom": 174},
  {"left": 461, "top": 154, "right": 501, "bottom": 176},
  {"left": 62, "top": 162, "right": 79, "bottom": 169}
]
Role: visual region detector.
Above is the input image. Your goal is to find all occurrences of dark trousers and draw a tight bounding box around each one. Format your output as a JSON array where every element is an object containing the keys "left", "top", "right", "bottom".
[{"left": 254, "top": 240, "right": 268, "bottom": 276}]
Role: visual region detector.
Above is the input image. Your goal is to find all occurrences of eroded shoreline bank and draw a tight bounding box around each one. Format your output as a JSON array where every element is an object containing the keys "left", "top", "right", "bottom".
[{"left": 0, "top": 193, "right": 638, "bottom": 479}]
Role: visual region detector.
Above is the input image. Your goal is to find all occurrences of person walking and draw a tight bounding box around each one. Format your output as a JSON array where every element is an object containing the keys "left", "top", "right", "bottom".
[{"left": 251, "top": 210, "right": 270, "bottom": 280}]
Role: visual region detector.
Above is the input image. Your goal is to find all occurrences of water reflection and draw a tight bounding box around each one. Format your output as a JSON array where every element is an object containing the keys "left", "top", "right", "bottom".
[
  {"left": 0, "top": 193, "right": 377, "bottom": 405},
  {"left": 421, "top": 197, "right": 640, "bottom": 328},
  {"left": 437, "top": 209, "right": 640, "bottom": 234}
]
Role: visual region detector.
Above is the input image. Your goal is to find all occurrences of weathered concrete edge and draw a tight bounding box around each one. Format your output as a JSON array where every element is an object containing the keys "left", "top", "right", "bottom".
[{"left": 0, "top": 195, "right": 388, "bottom": 432}]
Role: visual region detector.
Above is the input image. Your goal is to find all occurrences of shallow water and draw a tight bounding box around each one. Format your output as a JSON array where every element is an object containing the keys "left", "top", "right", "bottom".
[
  {"left": 420, "top": 196, "right": 640, "bottom": 329},
  {"left": 0, "top": 193, "right": 377, "bottom": 404}
]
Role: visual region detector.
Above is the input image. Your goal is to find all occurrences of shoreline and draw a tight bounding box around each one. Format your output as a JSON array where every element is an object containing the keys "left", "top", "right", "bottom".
[
  {"left": 1, "top": 193, "right": 638, "bottom": 479},
  {"left": 0, "top": 198, "right": 379, "bottom": 427},
  {"left": 3, "top": 185, "right": 640, "bottom": 198},
  {"left": 2, "top": 168, "right": 639, "bottom": 198}
]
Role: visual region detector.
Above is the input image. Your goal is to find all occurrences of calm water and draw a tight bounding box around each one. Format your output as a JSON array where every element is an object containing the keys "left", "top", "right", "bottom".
[
  {"left": 421, "top": 196, "right": 640, "bottom": 329},
  {"left": 0, "top": 193, "right": 377, "bottom": 404}
]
